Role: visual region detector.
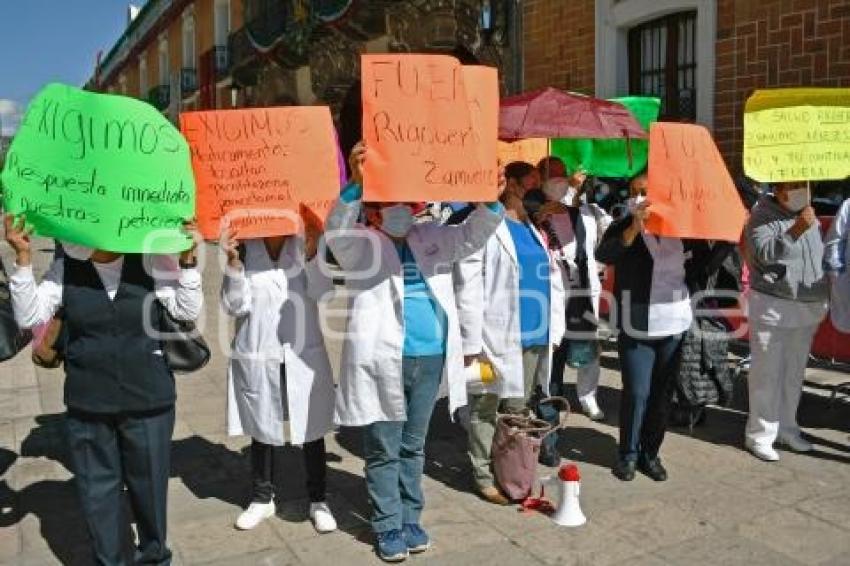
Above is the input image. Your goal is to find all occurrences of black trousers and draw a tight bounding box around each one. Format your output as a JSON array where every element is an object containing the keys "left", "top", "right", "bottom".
[
  {"left": 251, "top": 438, "right": 327, "bottom": 504},
  {"left": 66, "top": 406, "right": 175, "bottom": 566}
]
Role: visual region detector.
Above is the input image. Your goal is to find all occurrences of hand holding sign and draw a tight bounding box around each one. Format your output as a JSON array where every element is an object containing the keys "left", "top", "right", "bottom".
[
  {"left": 348, "top": 141, "right": 366, "bottom": 186},
  {"left": 1, "top": 84, "right": 195, "bottom": 253},
  {"left": 3, "top": 214, "right": 33, "bottom": 261},
  {"left": 361, "top": 54, "right": 499, "bottom": 202},
  {"left": 646, "top": 122, "right": 746, "bottom": 243}
]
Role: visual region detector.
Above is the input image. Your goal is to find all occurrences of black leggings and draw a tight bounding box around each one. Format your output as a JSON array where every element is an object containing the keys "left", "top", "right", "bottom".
[{"left": 250, "top": 438, "right": 327, "bottom": 503}]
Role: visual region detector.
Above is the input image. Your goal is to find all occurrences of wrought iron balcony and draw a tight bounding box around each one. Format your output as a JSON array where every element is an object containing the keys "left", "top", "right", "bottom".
[
  {"left": 148, "top": 84, "right": 170, "bottom": 110},
  {"left": 181, "top": 68, "right": 198, "bottom": 96},
  {"left": 213, "top": 45, "right": 230, "bottom": 79}
]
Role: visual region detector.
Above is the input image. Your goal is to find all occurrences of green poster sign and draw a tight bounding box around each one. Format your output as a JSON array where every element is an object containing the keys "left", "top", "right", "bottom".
[
  {"left": 550, "top": 96, "right": 660, "bottom": 178},
  {"left": 1, "top": 84, "right": 195, "bottom": 253}
]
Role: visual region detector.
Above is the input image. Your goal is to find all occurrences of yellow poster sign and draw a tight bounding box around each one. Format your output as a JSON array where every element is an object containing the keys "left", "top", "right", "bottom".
[
  {"left": 497, "top": 138, "right": 549, "bottom": 167},
  {"left": 743, "top": 88, "right": 850, "bottom": 182}
]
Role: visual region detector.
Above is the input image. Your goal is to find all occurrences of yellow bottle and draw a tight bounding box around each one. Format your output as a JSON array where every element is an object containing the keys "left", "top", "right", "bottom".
[{"left": 479, "top": 360, "right": 496, "bottom": 384}]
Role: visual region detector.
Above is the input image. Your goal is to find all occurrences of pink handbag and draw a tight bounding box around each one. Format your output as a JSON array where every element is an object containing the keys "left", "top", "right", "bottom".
[{"left": 492, "top": 397, "right": 570, "bottom": 501}]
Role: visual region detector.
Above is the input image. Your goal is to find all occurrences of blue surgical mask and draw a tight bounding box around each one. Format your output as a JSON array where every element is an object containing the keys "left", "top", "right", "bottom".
[{"left": 381, "top": 205, "right": 415, "bottom": 238}]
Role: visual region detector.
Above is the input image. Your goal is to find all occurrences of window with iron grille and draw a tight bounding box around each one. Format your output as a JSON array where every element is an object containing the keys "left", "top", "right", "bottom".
[{"left": 628, "top": 11, "right": 697, "bottom": 121}]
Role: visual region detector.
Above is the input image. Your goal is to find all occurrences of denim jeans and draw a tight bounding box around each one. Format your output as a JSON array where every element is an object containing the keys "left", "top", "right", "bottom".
[
  {"left": 617, "top": 333, "right": 684, "bottom": 463},
  {"left": 363, "top": 355, "right": 445, "bottom": 533}
]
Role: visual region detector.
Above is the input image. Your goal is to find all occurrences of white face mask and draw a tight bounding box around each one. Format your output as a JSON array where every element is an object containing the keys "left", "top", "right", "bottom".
[
  {"left": 381, "top": 205, "right": 415, "bottom": 238},
  {"left": 543, "top": 177, "right": 576, "bottom": 205},
  {"left": 782, "top": 187, "right": 809, "bottom": 212},
  {"left": 626, "top": 194, "right": 646, "bottom": 212}
]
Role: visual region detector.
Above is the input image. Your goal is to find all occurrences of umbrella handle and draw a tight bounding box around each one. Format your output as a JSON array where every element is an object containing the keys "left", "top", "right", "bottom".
[{"left": 624, "top": 130, "right": 634, "bottom": 170}]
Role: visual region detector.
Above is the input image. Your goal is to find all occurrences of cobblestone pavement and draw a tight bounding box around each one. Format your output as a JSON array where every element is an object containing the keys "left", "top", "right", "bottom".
[{"left": 1, "top": 242, "right": 848, "bottom": 565}]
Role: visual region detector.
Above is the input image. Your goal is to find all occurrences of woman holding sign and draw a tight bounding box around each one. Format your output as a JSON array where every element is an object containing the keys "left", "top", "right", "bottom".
[
  {"left": 595, "top": 198, "right": 692, "bottom": 482},
  {"left": 325, "top": 142, "right": 504, "bottom": 562},
  {"left": 4, "top": 216, "right": 202, "bottom": 566},
  {"left": 536, "top": 164, "right": 613, "bottom": 423},
  {"left": 218, "top": 222, "right": 338, "bottom": 533},
  {"left": 743, "top": 182, "right": 829, "bottom": 461}
]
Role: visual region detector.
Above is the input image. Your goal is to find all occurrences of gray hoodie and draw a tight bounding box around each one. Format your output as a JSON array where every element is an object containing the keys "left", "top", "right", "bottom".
[{"left": 745, "top": 194, "right": 828, "bottom": 303}]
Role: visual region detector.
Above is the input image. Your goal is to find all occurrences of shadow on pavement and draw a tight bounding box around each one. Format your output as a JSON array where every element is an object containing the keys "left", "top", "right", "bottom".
[
  {"left": 171, "top": 435, "right": 370, "bottom": 538},
  {"left": 0, "top": 414, "right": 98, "bottom": 565},
  {"left": 3, "top": 418, "right": 371, "bottom": 565}
]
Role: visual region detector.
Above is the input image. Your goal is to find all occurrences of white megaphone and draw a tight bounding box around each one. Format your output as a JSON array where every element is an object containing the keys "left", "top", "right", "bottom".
[{"left": 539, "top": 462, "right": 586, "bottom": 527}]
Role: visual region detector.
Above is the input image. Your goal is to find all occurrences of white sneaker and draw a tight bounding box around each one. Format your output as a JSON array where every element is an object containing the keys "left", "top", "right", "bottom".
[
  {"left": 309, "top": 502, "right": 337, "bottom": 534},
  {"left": 579, "top": 396, "right": 605, "bottom": 421},
  {"left": 235, "top": 501, "right": 276, "bottom": 530},
  {"left": 778, "top": 434, "right": 814, "bottom": 453},
  {"left": 745, "top": 440, "right": 780, "bottom": 462}
]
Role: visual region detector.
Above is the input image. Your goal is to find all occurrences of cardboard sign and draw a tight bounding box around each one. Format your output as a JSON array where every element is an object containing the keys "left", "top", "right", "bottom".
[
  {"left": 498, "top": 138, "right": 549, "bottom": 167},
  {"left": 744, "top": 88, "right": 850, "bottom": 182},
  {"left": 0, "top": 84, "right": 195, "bottom": 253},
  {"left": 181, "top": 106, "right": 339, "bottom": 239},
  {"left": 646, "top": 122, "right": 746, "bottom": 243},
  {"left": 550, "top": 97, "right": 659, "bottom": 177},
  {"left": 361, "top": 54, "right": 499, "bottom": 202}
]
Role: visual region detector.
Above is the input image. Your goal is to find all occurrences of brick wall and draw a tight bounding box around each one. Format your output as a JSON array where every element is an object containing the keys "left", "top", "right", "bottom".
[
  {"left": 521, "top": 0, "right": 850, "bottom": 174},
  {"left": 522, "top": 0, "right": 596, "bottom": 94},
  {"left": 713, "top": 0, "right": 850, "bottom": 173}
]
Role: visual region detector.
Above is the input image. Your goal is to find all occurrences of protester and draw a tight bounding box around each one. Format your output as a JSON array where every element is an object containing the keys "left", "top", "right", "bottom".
[
  {"left": 325, "top": 142, "right": 504, "bottom": 562},
  {"left": 824, "top": 196, "right": 850, "bottom": 334},
  {"left": 743, "top": 182, "right": 829, "bottom": 461},
  {"left": 454, "top": 174, "right": 566, "bottom": 504},
  {"left": 596, "top": 198, "right": 692, "bottom": 482},
  {"left": 4, "top": 215, "right": 202, "bottom": 565},
  {"left": 505, "top": 161, "right": 541, "bottom": 198},
  {"left": 219, "top": 226, "right": 337, "bottom": 533},
  {"left": 536, "top": 162, "right": 613, "bottom": 421},
  {"left": 611, "top": 171, "right": 649, "bottom": 220},
  {"left": 537, "top": 155, "right": 567, "bottom": 182}
]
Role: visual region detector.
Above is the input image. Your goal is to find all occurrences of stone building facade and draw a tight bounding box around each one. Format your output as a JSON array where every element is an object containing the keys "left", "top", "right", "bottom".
[{"left": 95, "top": 0, "right": 522, "bottom": 163}]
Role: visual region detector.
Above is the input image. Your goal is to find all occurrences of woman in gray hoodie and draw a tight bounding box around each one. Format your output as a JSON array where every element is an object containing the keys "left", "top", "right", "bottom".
[{"left": 743, "top": 182, "right": 829, "bottom": 462}]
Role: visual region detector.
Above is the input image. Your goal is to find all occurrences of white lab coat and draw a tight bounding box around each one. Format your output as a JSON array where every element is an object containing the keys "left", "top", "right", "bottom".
[
  {"left": 221, "top": 238, "right": 335, "bottom": 446},
  {"left": 545, "top": 204, "right": 612, "bottom": 400},
  {"left": 325, "top": 198, "right": 504, "bottom": 427},
  {"left": 455, "top": 219, "right": 567, "bottom": 398},
  {"left": 547, "top": 203, "right": 612, "bottom": 315}
]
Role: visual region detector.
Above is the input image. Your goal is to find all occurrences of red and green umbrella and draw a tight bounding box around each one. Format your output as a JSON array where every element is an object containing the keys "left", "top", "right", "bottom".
[
  {"left": 551, "top": 96, "right": 660, "bottom": 177},
  {"left": 499, "top": 88, "right": 659, "bottom": 177}
]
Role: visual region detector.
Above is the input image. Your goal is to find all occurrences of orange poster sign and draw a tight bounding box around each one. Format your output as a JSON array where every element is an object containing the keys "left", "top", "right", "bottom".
[
  {"left": 646, "top": 122, "right": 746, "bottom": 243},
  {"left": 180, "top": 107, "right": 340, "bottom": 239},
  {"left": 498, "top": 138, "right": 549, "bottom": 167},
  {"left": 361, "top": 54, "right": 499, "bottom": 202}
]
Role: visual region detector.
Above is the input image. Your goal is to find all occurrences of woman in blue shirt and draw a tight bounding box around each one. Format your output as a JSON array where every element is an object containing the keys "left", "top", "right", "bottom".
[{"left": 454, "top": 163, "right": 566, "bottom": 504}]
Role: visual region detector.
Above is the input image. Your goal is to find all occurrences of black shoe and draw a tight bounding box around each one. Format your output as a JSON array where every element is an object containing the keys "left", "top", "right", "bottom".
[
  {"left": 538, "top": 446, "right": 559, "bottom": 467},
  {"left": 638, "top": 457, "right": 668, "bottom": 481},
  {"left": 612, "top": 460, "right": 636, "bottom": 481}
]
